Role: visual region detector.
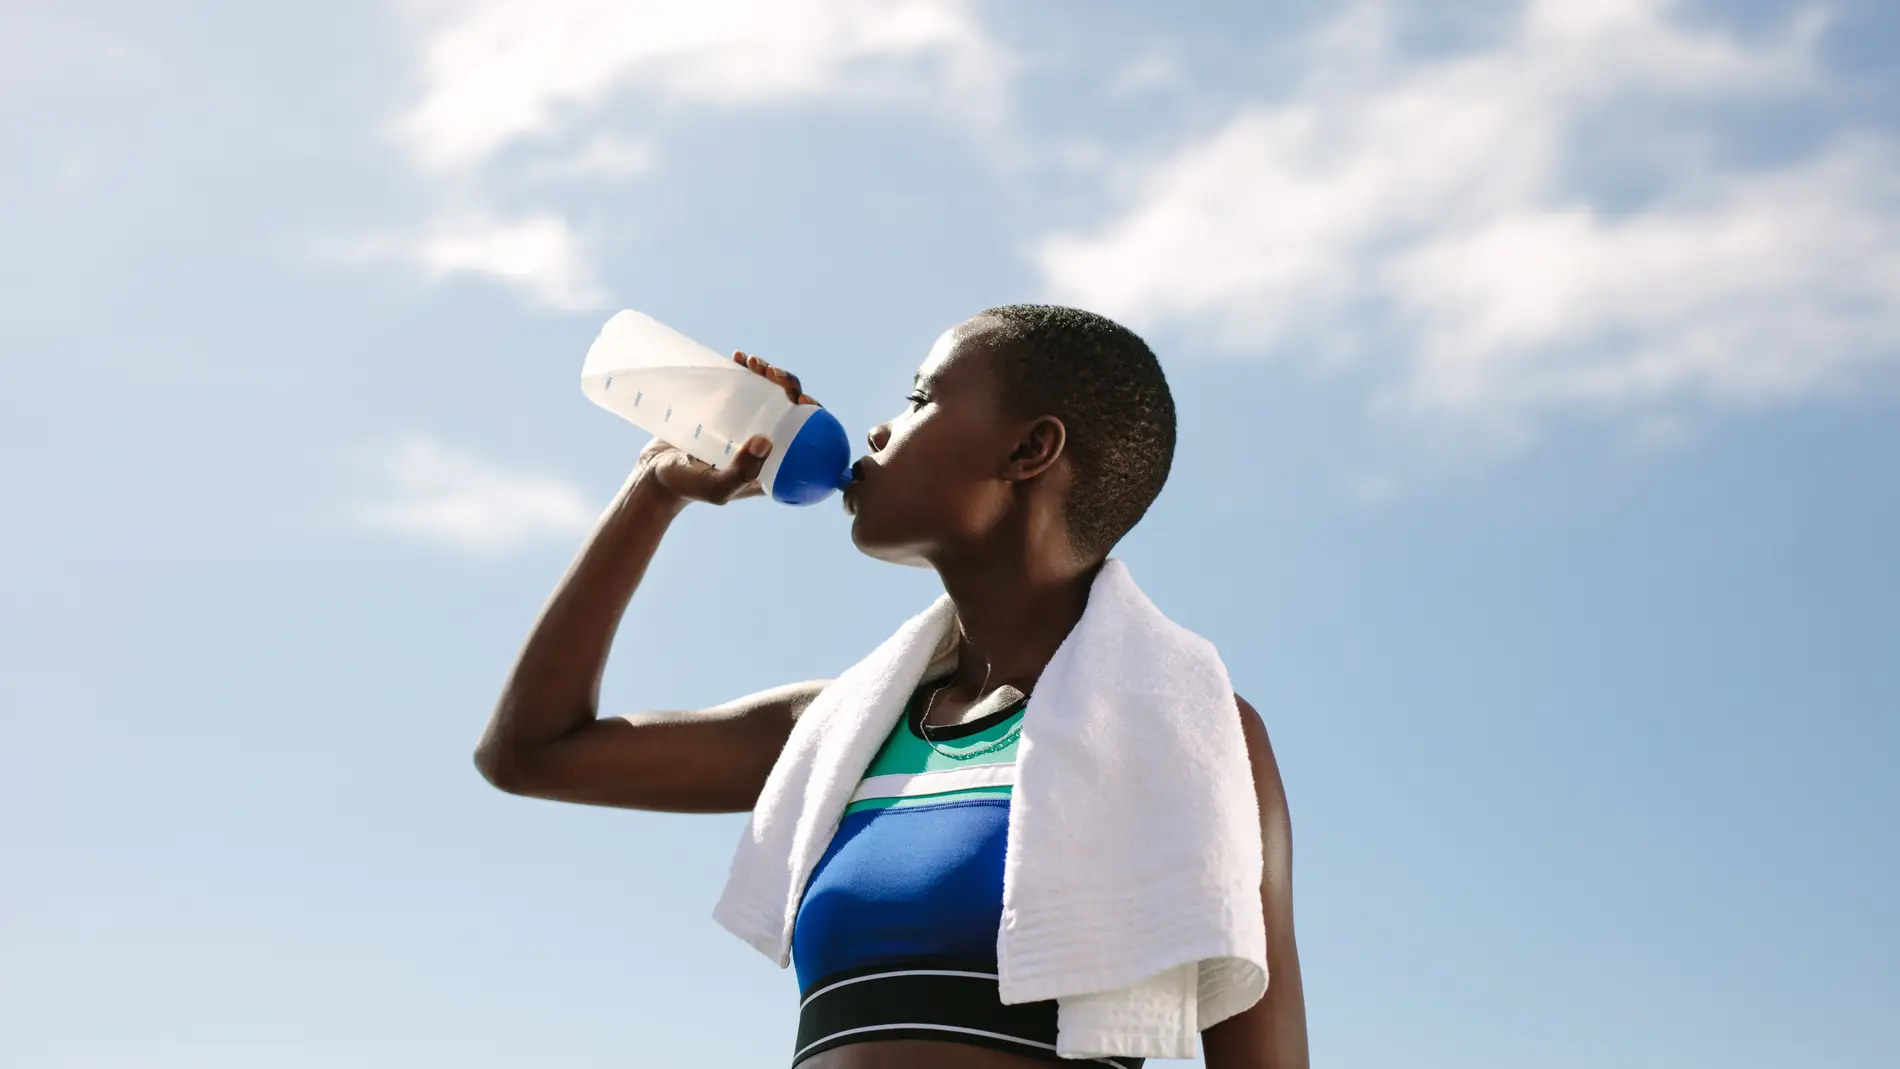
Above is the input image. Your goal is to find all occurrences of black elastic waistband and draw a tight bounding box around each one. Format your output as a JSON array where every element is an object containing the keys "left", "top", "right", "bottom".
[{"left": 793, "top": 962, "right": 1144, "bottom": 1068}]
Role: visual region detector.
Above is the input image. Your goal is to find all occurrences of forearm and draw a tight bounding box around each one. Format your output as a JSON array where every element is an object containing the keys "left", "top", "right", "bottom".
[
  {"left": 476, "top": 469, "right": 686, "bottom": 776},
  {"left": 1201, "top": 966, "right": 1309, "bottom": 1069}
]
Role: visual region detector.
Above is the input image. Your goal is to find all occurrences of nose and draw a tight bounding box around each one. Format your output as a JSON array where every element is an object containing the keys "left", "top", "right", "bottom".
[{"left": 866, "top": 422, "right": 892, "bottom": 453}]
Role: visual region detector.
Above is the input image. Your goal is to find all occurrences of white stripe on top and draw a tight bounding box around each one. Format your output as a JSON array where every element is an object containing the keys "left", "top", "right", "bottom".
[{"left": 846, "top": 765, "right": 1017, "bottom": 804}]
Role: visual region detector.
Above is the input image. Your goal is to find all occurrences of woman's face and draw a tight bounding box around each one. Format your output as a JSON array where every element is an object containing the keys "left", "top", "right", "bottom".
[{"left": 846, "top": 320, "right": 1019, "bottom": 566}]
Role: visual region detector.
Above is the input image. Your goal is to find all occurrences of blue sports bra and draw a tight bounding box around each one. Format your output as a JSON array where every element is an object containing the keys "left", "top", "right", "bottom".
[{"left": 788, "top": 684, "right": 1141, "bottom": 1068}]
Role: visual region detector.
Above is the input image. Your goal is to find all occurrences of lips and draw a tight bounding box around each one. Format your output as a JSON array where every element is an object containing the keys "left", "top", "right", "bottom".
[
  {"left": 842, "top": 458, "right": 866, "bottom": 513},
  {"left": 842, "top": 458, "right": 873, "bottom": 515}
]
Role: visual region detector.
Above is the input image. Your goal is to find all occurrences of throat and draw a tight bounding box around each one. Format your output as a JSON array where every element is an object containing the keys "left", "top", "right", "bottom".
[{"left": 933, "top": 560, "right": 1102, "bottom": 706}]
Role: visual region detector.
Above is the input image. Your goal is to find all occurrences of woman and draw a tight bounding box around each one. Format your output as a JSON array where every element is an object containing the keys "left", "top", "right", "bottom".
[{"left": 475, "top": 305, "right": 1308, "bottom": 1067}]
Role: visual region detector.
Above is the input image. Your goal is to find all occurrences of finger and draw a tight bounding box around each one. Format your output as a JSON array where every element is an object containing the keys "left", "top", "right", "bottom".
[
  {"left": 718, "top": 435, "right": 771, "bottom": 495},
  {"left": 755, "top": 360, "right": 802, "bottom": 403},
  {"left": 736, "top": 353, "right": 807, "bottom": 405},
  {"left": 742, "top": 353, "right": 773, "bottom": 380},
  {"left": 740, "top": 354, "right": 796, "bottom": 395}
]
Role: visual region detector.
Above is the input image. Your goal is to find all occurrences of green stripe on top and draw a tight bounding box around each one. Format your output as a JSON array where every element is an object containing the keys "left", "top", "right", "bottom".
[
  {"left": 842, "top": 689, "right": 1026, "bottom": 815},
  {"left": 861, "top": 706, "right": 1024, "bottom": 778}
]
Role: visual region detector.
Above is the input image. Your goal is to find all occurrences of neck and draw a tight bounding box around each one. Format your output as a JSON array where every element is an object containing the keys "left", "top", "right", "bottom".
[{"left": 933, "top": 547, "right": 1103, "bottom": 697}]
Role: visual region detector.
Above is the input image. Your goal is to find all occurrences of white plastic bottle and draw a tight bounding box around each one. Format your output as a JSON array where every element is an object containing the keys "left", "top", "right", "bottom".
[{"left": 580, "top": 310, "right": 854, "bottom": 505}]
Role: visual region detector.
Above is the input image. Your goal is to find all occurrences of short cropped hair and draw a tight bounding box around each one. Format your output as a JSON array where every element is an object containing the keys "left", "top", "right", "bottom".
[{"left": 975, "top": 304, "right": 1177, "bottom": 558}]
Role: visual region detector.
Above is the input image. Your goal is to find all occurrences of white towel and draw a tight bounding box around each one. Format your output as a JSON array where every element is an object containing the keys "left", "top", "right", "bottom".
[{"left": 712, "top": 559, "right": 1267, "bottom": 1060}]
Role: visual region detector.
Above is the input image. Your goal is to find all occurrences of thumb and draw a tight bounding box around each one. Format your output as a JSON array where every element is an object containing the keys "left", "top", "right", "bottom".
[{"left": 719, "top": 435, "right": 771, "bottom": 492}]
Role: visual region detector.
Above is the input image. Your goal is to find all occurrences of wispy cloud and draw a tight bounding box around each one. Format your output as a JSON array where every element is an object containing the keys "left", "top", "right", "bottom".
[
  {"left": 1035, "top": 0, "right": 1900, "bottom": 441},
  {"left": 343, "top": 210, "right": 607, "bottom": 311},
  {"left": 365, "top": 0, "right": 1007, "bottom": 308},
  {"left": 525, "top": 135, "right": 657, "bottom": 182},
  {"left": 352, "top": 435, "right": 596, "bottom": 554},
  {"left": 394, "top": 0, "right": 1006, "bottom": 174}
]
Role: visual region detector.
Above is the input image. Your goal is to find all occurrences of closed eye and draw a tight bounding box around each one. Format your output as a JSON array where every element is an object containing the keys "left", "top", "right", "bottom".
[{"left": 905, "top": 391, "right": 930, "bottom": 410}]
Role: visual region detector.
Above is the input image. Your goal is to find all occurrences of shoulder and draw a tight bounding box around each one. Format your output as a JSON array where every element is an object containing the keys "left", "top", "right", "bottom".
[
  {"left": 1233, "top": 693, "right": 1270, "bottom": 759},
  {"left": 1233, "top": 693, "right": 1290, "bottom": 822}
]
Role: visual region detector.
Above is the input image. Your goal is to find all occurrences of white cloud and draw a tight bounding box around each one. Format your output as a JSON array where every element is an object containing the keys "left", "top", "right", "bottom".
[
  {"left": 369, "top": 0, "right": 1006, "bottom": 309},
  {"left": 394, "top": 0, "right": 1006, "bottom": 174},
  {"left": 1387, "top": 140, "right": 1900, "bottom": 414},
  {"left": 352, "top": 435, "right": 596, "bottom": 554},
  {"left": 349, "top": 211, "right": 607, "bottom": 310},
  {"left": 528, "top": 135, "right": 657, "bottom": 182},
  {"left": 1034, "top": 0, "right": 1899, "bottom": 436}
]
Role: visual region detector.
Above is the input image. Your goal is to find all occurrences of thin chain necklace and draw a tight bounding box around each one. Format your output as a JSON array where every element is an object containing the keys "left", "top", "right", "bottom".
[{"left": 918, "top": 677, "right": 1025, "bottom": 762}]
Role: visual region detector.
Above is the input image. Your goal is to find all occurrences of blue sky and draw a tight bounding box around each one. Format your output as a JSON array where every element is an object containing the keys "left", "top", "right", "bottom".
[{"left": 3, "top": 1, "right": 1896, "bottom": 1066}]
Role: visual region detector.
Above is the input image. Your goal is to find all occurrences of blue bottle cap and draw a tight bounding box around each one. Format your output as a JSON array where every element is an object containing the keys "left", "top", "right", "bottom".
[{"left": 771, "top": 406, "right": 854, "bottom": 506}]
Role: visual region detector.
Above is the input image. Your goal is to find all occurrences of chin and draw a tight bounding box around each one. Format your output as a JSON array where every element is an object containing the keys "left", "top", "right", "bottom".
[{"left": 850, "top": 519, "right": 933, "bottom": 569}]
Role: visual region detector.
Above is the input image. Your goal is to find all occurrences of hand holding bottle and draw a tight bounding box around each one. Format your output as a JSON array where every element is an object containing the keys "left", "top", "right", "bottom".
[
  {"left": 635, "top": 352, "right": 819, "bottom": 506},
  {"left": 583, "top": 311, "right": 854, "bottom": 506}
]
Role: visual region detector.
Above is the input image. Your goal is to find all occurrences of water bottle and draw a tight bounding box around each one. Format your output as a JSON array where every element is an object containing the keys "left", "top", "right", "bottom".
[{"left": 581, "top": 311, "right": 855, "bottom": 505}]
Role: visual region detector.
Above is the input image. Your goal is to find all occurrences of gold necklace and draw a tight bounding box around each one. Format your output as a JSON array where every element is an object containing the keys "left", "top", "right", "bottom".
[{"left": 919, "top": 679, "right": 1025, "bottom": 762}]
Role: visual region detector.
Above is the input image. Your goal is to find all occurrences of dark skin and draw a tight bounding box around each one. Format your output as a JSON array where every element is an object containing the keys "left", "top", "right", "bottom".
[{"left": 476, "top": 317, "right": 1309, "bottom": 1068}]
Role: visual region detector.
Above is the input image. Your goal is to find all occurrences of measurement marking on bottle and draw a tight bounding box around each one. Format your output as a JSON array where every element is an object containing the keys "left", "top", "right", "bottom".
[
  {"left": 693, "top": 423, "right": 703, "bottom": 440},
  {"left": 724, "top": 441, "right": 735, "bottom": 457},
  {"left": 663, "top": 405, "right": 673, "bottom": 423},
  {"left": 633, "top": 390, "right": 643, "bottom": 407},
  {"left": 603, "top": 375, "right": 613, "bottom": 390}
]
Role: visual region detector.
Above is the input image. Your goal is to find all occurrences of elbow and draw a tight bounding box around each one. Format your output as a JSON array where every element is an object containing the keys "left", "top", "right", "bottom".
[{"left": 473, "top": 739, "right": 530, "bottom": 795}]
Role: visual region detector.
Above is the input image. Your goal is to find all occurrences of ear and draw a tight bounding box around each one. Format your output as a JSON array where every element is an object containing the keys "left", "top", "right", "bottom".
[{"left": 1002, "top": 415, "right": 1066, "bottom": 482}]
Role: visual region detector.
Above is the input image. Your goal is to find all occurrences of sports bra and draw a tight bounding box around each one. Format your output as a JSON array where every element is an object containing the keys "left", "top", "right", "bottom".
[{"left": 788, "top": 683, "right": 1143, "bottom": 1068}]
